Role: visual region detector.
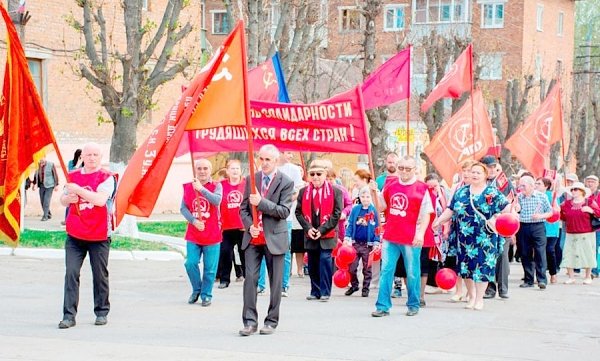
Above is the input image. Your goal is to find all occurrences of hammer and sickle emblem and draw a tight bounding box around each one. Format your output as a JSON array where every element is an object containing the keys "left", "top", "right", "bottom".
[
  {"left": 262, "top": 70, "right": 276, "bottom": 89},
  {"left": 451, "top": 123, "right": 472, "bottom": 151},
  {"left": 535, "top": 114, "right": 552, "bottom": 144}
]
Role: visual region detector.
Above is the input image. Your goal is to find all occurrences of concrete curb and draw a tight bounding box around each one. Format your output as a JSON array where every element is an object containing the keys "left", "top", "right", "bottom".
[{"left": 0, "top": 247, "right": 183, "bottom": 261}]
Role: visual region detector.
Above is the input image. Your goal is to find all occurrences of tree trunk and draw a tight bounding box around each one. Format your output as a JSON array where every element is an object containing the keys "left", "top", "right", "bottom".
[{"left": 110, "top": 101, "right": 138, "bottom": 165}]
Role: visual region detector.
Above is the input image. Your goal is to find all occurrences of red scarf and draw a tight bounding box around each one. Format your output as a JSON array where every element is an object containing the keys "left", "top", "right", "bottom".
[{"left": 302, "top": 181, "right": 336, "bottom": 239}]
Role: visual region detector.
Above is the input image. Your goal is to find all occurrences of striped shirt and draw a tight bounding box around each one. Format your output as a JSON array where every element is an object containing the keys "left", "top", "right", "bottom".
[{"left": 517, "top": 190, "right": 551, "bottom": 223}]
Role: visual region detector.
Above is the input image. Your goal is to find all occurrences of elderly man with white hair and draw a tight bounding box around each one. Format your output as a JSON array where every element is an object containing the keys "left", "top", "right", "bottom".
[
  {"left": 514, "top": 175, "right": 553, "bottom": 290},
  {"left": 58, "top": 143, "right": 117, "bottom": 329}
]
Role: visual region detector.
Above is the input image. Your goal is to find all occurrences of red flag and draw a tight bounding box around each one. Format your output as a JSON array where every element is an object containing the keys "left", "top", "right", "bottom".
[
  {"left": 420, "top": 44, "right": 472, "bottom": 113},
  {"left": 504, "top": 82, "right": 563, "bottom": 178},
  {"left": 361, "top": 47, "right": 411, "bottom": 109},
  {"left": 423, "top": 89, "right": 495, "bottom": 185},
  {"left": 0, "top": 4, "right": 58, "bottom": 246},
  {"left": 114, "top": 21, "right": 247, "bottom": 226}
]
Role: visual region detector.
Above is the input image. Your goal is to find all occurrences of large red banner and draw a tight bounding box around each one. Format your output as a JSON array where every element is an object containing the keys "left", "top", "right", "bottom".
[{"left": 177, "top": 87, "right": 369, "bottom": 155}]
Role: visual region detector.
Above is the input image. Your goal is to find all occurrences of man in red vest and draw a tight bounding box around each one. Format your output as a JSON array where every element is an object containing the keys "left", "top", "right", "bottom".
[
  {"left": 217, "top": 159, "right": 245, "bottom": 288},
  {"left": 372, "top": 156, "right": 433, "bottom": 317},
  {"left": 58, "top": 143, "right": 116, "bottom": 329},
  {"left": 182, "top": 158, "right": 223, "bottom": 307}
]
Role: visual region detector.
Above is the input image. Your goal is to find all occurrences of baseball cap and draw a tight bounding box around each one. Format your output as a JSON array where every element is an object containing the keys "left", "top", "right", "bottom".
[
  {"left": 566, "top": 173, "right": 579, "bottom": 182},
  {"left": 584, "top": 175, "right": 599, "bottom": 182},
  {"left": 480, "top": 155, "right": 498, "bottom": 166}
]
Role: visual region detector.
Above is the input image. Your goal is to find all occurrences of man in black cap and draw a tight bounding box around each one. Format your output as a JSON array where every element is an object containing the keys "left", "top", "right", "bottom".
[{"left": 481, "top": 155, "right": 514, "bottom": 300}]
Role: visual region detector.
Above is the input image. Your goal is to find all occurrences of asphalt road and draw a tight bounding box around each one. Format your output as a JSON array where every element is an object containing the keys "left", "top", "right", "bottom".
[{"left": 1, "top": 254, "right": 599, "bottom": 361}]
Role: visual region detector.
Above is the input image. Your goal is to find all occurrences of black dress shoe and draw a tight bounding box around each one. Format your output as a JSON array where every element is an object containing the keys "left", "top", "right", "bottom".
[
  {"left": 95, "top": 316, "right": 108, "bottom": 326},
  {"left": 499, "top": 293, "right": 509, "bottom": 299},
  {"left": 538, "top": 283, "right": 547, "bottom": 290},
  {"left": 483, "top": 292, "right": 496, "bottom": 299},
  {"left": 58, "top": 319, "right": 76, "bottom": 329},
  {"left": 218, "top": 282, "right": 229, "bottom": 289},
  {"left": 519, "top": 283, "right": 533, "bottom": 288},
  {"left": 259, "top": 324, "right": 276, "bottom": 335},
  {"left": 361, "top": 289, "right": 369, "bottom": 297},
  {"left": 345, "top": 287, "right": 359, "bottom": 296},
  {"left": 239, "top": 325, "right": 257, "bottom": 336},
  {"left": 188, "top": 292, "right": 200, "bottom": 304}
]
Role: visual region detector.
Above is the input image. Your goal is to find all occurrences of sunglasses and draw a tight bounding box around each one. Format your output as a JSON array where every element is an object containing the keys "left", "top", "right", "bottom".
[
  {"left": 309, "top": 171, "right": 324, "bottom": 177},
  {"left": 397, "top": 167, "right": 414, "bottom": 172}
]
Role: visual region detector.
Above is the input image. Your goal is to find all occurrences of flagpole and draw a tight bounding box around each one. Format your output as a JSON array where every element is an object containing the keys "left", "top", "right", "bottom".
[
  {"left": 239, "top": 20, "right": 259, "bottom": 226},
  {"left": 557, "top": 81, "right": 567, "bottom": 188},
  {"left": 298, "top": 152, "right": 306, "bottom": 175},
  {"left": 468, "top": 44, "right": 476, "bottom": 160},
  {"left": 358, "top": 87, "right": 382, "bottom": 216},
  {"left": 406, "top": 45, "right": 412, "bottom": 156}
]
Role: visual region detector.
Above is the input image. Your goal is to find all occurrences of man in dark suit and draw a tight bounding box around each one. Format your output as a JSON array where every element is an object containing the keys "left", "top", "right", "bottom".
[
  {"left": 239, "top": 144, "right": 294, "bottom": 336},
  {"left": 296, "top": 159, "right": 343, "bottom": 302}
]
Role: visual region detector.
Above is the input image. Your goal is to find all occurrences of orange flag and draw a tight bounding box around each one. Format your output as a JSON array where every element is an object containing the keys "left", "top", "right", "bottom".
[
  {"left": 0, "top": 4, "right": 58, "bottom": 246},
  {"left": 185, "top": 22, "right": 247, "bottom": 130},
  {"left": 115, "top": 21, "right": 248, "bottom": 226},
  {"left": 423, "top": 89, "right": 495, "bottom": 185},
  {"left": 421, "top": 44, "right": 472, "bottom": 113},
  {"left": 504, "top": 82, "right": 563, "bottom": 178}
]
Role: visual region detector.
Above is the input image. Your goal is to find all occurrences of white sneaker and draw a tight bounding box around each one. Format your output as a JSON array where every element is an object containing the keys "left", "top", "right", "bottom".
[
  {"left": 583, "top": 278, "right": 592, "bottom": 285},
  {"left": 282, "top": 288, "right": 289, "bottom": 297}
]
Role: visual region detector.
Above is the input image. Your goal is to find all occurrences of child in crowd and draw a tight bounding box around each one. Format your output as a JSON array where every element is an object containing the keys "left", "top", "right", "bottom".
[{"left": 343, "top": 186, "right": 380, "bottom": 297}]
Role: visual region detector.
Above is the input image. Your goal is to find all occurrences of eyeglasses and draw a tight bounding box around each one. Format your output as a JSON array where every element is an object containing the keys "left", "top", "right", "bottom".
[
  {"left": 397, "top": 167, "right": 414, "bottom": 172},
  {"left": 309, "top": 172, "right": 324, "bottom": 177}
]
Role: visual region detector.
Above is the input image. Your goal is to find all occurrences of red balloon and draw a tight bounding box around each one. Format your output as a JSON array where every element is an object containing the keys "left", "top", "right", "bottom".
[
  {"left": 332, "top": 240, "right": 343, "bottom": 258},
  {"left": 335, "top": 255, "right": 349, "bottom": 270},
  {"left": 435, "top": 268, "right": 458, "bottom": 290},
  {"left": 495, "top": 213, "right": 520, "bottom": 237},
  {"left": 371, "top": 248, "right": 382, "bottom": 262},
  {"left": 333, "top": 269, "right": 351, "bottom": 288},
  {"left": 303, "top": 252, "right": 308, "bottom": 265},
  {"left": 547, "top": 210, "right": 560, "bottom": 223},
  {"left": 336, "top": 245, "right": 357, "bottom": 266}
]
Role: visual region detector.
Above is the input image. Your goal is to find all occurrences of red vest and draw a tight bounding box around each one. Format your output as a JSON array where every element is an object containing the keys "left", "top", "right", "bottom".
[
  {"left": 382, "top": 180, "right": 429, "bottom": 245},
  {"left": 220, "top": 179, "right": 245, "bottom": 230},
  {"left": 183, "top": 182, "right": 221, "bottom": 245},
  {"left": 66, "top": 168, "right": 114, "bottom": 242}
]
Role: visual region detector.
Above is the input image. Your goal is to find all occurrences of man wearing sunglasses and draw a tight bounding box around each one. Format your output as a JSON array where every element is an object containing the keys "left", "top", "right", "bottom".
[
  {"left": 239, "top": 145, "right": 294, "bottom": 336},
  {"left": 372, "top": 155, "right": 433, "bottom": 317},
  {"left": 296, "top": 159, "right": 343, "bottom": 302}
]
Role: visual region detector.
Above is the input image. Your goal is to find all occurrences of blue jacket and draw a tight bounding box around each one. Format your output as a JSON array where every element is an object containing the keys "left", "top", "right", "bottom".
[{"left": 345, "top": 203, "right": 380, "bottom": 245}]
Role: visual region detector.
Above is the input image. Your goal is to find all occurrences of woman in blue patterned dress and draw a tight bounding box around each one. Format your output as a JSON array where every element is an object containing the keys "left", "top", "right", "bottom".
[{"left": 434, "top": 163, "right": 510, "bottom": 310}]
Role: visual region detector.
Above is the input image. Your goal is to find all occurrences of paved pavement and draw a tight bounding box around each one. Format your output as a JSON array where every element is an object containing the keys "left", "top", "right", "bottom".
[{"left": 1, "top": 250, "right": 600, "bottom": 361}]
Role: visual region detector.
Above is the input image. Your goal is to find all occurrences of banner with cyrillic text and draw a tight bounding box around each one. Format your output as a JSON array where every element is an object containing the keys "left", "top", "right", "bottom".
[{"left": 177, "top": 87, "right": 369, "bottom": 155}]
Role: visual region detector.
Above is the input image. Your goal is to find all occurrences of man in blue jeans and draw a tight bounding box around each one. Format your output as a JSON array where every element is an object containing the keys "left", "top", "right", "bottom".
[{"left": 371, "top": 156, "right": 433, "bottom": 317}]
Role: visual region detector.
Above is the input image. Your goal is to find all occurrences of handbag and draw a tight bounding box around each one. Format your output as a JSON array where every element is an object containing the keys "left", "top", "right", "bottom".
[{"left": 588, "top": 198, "right": 600, "bottom": 231}]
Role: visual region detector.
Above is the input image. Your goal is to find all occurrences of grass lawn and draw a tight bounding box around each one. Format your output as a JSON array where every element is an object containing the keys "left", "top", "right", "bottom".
[
  {"left": 15, "top": 230, "right": 176, "bottom": 251},
  {"left": 137, "top": 221, "right": 187, "bottom": 238}
]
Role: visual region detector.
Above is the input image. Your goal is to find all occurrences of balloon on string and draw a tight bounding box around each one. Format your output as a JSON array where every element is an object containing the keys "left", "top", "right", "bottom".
[
  {"left": 371, "top": 247, "right": 381, "bottom": 262},
  {"left": 332, "top": 239, "right": 343, "bottom": 258},
  {"left": 336, "top": 245, "right": 357, "bottom": 266},
  {"left": 547, "top": 210, "right": 560, "bottom": 223},
  {"left": 495, "top": 213, "right": 520, "bottom": 237},
  {"left": 303, "top": 252, "right": 308, "bottom": 265},
  {"left": 435, "top": 268, "right": 458, "bottom": 290},
  {"left": 335, "top": 255, "right": 349, "bottom": 270},
  {"left": 333, "top": 269, "right": 351, "bottom": 288}
]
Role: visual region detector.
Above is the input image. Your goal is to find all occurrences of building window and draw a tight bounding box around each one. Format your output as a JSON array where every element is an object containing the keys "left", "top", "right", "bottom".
[
  {"left": 211, "top": 10, "right": 230, "bottom": 34},
  {"left": 557, "top": 11, "right": 564, "bottom": 36},
  {"left": 479, "top": 53, "right": 503, "bottom": 80},
  {"left": 384, "top": 5, "right": 406, "bottom": 31},
  {"left": 556, "top": 59, "right": 563, "bottom": 78},
  {"left": 481, "top": 3, "right": 504, "bottom": 28},
  {"left": 339, "top": 7, "right": 363, "bottom": 32},
  {"left": 27, "top": 58, "right": 43, "bottom": 96},
  {"left": 536, "top": 5, "right": 543, "bottom": 31},
  {"left": 413, "top": 0, "right": 469, "bottom": 24}
]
